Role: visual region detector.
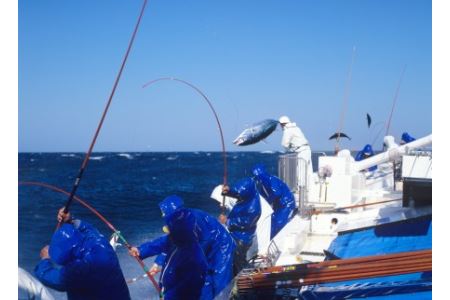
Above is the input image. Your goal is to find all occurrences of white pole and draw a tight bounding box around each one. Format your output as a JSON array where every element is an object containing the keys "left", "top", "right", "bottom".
[{"left": 353, "top": 134, "right": 432, "bottom": 172}]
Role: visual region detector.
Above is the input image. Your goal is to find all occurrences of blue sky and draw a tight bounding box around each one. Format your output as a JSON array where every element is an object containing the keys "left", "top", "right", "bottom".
[{"left": 18, "top": 0, "right": 432, "bottom": 152}]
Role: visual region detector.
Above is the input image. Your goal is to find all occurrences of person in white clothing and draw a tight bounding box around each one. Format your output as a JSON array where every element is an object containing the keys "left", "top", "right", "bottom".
[
  {"left": 383, "top": 135, "right": 399, "bottom": 150},
  {"left": 383, "top": 135, "right": 402, "bottom": 181},
  {"left": 18, "top": 267, "right": 55, "bottom": 300},
  {"left": 279, "top": 116, "right": 313, "bottom": 189}
]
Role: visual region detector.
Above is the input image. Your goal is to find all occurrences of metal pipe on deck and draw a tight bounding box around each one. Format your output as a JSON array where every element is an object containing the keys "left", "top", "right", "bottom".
[{"left": 353, "top": 134, "right": 432, "bottom": 173}]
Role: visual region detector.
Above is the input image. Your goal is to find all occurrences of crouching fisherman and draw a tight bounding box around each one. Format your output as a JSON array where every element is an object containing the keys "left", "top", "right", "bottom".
[
  {"left": 252, "top": 164, "right": 296, "bottom": 239},
  {"left": 221, "top": 178, "right": 261, "bottom": 274},
  {"left": 129, "top": 195, "right": 234, "bottom": 299},
  {"left": 401, "top": 132, "right": 416, "bottom": 144},
  {"left": 355, "top": 144, "right": 377, "bottom": 172},
  {"left": 129, "top": 201, "right": 208, "bottom": 300},
  {"left": 34, "top": 208, "right": 130, "bottom": 300}
]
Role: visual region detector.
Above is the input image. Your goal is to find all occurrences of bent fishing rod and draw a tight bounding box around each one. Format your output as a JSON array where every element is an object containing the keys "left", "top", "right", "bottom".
[
  {"left": 60, "top": 0, "right": 148, "bottom": 221},
  {"left": 19, "top": 181, "right": 161, "bottom": 295},
  {"left": 142, "top": 77, "right": 228, "bottom": 210},
  {"left": 385, "top": 65, "right": 407, "bottom": 138}
]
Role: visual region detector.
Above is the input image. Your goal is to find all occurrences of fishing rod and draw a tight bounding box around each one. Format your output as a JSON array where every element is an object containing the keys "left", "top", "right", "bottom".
[
  {"left": 335, "top": 46, "right": 356, "bottom": 153},
  {"left": 142, "top": 77, "right": 228, "bottom": 210},
  {"left": 60, "top": 0, "right": 148, "bottom": 222},
  {"left": 19, "top": 181, "right": 161, "bottom": 295},
  {"left": 384, "top": 65, "right": 407, "bottom": 138}
]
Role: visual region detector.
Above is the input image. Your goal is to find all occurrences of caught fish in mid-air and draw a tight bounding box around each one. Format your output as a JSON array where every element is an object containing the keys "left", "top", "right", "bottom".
[
  {"left": 233, "top": 119, "right": 278, "bottom": 146},
  {"left": 329, "top": 132, "right": 352, "bottom": 140},
  {"left": 366, "top": 113, "right": 372, "bottom": 128}
]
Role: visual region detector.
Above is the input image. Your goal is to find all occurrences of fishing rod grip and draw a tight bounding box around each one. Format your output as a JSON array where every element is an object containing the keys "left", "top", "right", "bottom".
[
  {"left": 126, "top": 243, "right": 161, "bottom": 293},
  {"left": 63, "top": 168, "right": 86, "bottom": 214}
]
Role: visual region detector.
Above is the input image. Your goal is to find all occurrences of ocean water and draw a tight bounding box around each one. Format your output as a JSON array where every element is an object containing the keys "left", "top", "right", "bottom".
[{"left": 19, "top": 151, "right": 291, "bottom": 299}]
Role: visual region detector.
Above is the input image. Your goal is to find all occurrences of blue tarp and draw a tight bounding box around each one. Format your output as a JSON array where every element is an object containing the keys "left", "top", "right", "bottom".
[
  {"left": 354, "top": 291, "right": 431, "bottom": 300},
  {"left": 328, "top": 215, "right": 431, "bottom": 258},
  {"left": 298, "top": 216, "right": 432, "bottom": 299},
  {"left": 299, "top": 273, "right": 431, "bottom": 299}
]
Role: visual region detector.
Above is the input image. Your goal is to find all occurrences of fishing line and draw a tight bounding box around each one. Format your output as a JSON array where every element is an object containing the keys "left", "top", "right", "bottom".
[
  {"left": 385, "top": 65, "right": 407, "bottom": 137},
  {"left": 19, "top": 181, "right": 161, "bottom": 294},
  {"left": 335, "top": 46, "right": 356, "bottom": 152},
  {"left": 142, "top": 77, "right": 228, "bottom": 210},
  {"left": 370, "top": 121, "right": 386, "bottom": 147},
  {"left": 60, "top": 0, "right": 148, "bottom": 220}
]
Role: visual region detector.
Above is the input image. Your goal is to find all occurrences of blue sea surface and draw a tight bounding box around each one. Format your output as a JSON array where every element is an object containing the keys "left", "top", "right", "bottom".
[{"left": 19, "top": 151, "right": 291, "bottom": 299}]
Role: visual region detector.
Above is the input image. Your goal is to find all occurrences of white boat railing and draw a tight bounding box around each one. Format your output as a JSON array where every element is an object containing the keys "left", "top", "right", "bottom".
[
  {"left": 353, "top": 134, "right": 432, "bottom": 172},
  {"left": 278, "top": 152, "right": 325, "bottom": 210},
  {"left": 278, "top": 153, "right": 299, "bottom": 192},
  {"left": 298, "top": 157, "right": 308, "bottom": 210}
]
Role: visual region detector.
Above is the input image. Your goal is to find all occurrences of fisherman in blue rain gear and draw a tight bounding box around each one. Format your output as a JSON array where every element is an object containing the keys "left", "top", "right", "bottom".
[
  {"left": 129, "top": 195, "right": 235, "bottom": 299},
  {"left": 34, "top": 208, "right": 130, "bottom": 300},
  {"left": 252, "top": 164, "right": 297, "bottom": 239},
  {"left": 355, "top": 144, "right": 377, "bottom": 172},
  {"left": 221, "top": 178, "right": 261, "bottom": 274},
  {"left": 401, "top": 132, "right": 416, "bottom": 144},
  {"left": 160, "top": 208, "right": 207, "bottom": 300}
]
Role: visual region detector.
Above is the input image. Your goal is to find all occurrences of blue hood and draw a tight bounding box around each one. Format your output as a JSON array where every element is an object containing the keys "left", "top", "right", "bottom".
[
  {"left": 166, "top": 208, "right": 198, "bottom": 247},
  {"left": 401, "top": 132, "right": 416, "bottom": 143},
  {"left": 362, "top": 144, "right": 374, "bottom": 155},
  {"left": 252, "top": 163, "right": 271, "bottom": 183},
  {"left": 355, "top": 144, "right": 376, "bottom": 167},
  {"left": 159, "top": 195, "right": 184, "bottom": 220},
  {"left": 227, "top": 178, "right": 261, "bottom": 245},
  {"left": 252, "top": 163, "right": 267, "bottom": 177},
  {"left": 229, "top": 178, "right": 257, "bottom": 201},
  {"left": 49, "top": 224, "right": 82, "bottom": 265}
]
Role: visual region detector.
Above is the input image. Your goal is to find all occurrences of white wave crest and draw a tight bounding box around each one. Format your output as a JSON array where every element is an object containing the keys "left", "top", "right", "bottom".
[
  {"left": 260, "top": 150, "right": 275, "bottom": 154},
  {"left": 118, "top": 153, "right": 133, "bottom": 159},
  {"left": 89, "top": 156, "right": 104, "bottom": 161}
]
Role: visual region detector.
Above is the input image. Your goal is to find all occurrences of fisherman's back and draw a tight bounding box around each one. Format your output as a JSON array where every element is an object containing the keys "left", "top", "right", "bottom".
[
  {"left": 253, "top": 164, "right": 296, "bottom": 239},
  {"left": 35, "top": 221, "right": 130, "bottom": 300},
  {"left": 281, "top": 122, "right": 309, "bottom": 152},
  {"left": 65, "top": 243, "right": 129, "bottom": 300},
  {"left": 161, "top": 208, "right": 208, "bottom": 300},
  {"left": 226, "top": 178, "right": 262, "bottom": 246},
  {"left": 227, "top": 196, "right": 261, "bottom": 245},
  {"left": 191, "top": 208, "right": 234, "bottom": 251},
  {"left": 190, "top": 208, "right": 235, "bottom": 298}
]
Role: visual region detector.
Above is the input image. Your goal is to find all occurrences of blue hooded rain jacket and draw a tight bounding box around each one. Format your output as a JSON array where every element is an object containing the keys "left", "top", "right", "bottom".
[
  {"left": 355, "top": 144, "right": 377, "bottom": 171},
  {"left": 159, "top": 208, "right": 208, "bottom": 300},
  {"left": 225, "top": 178, "right": 262, "bottom": 274},
  {"left": 34, "top": 221, "right": 130, "bottom": 300},
  {"left": 138, "top": 195, "right": 235, "bottom": 299},
  {"left": 401, "top": 132, "right": 416, "bottom": 144},
  {"left": 252, "top": 164, "right": 296, "bottom": 239},
  {"left": 226, "top": 178, "right": 262, "bottom": 246}
]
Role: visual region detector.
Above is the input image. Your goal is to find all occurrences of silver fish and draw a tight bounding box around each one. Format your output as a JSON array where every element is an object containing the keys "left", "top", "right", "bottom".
[{"left": 233, "top": 119, "right": 278, "bottom": 146}]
